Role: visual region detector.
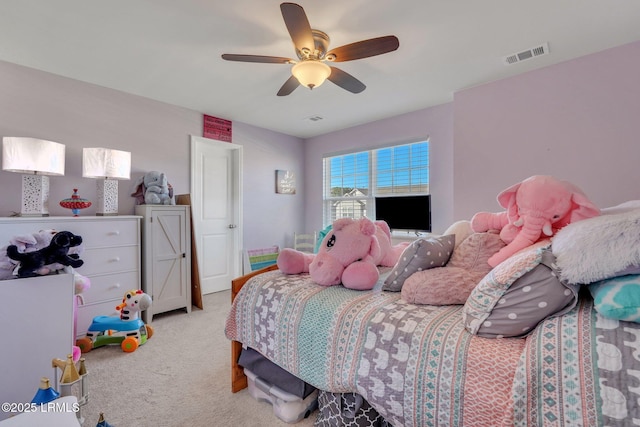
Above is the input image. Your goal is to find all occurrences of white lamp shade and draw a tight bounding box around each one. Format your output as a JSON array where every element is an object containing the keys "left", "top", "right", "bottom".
[
  {"left": 2, "top": 137, "right": 65, "bottom": 175},
  {"left": 82, "top": 147, "right": 131, "bottom": 180},
  {"left": 292, "top": 61, "right": 331, "bottom": 89}
]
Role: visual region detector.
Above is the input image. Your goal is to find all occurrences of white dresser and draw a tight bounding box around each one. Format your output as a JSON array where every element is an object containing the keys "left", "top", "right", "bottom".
[{"left": 0, "top": 216, "right": 141, "bottom": 338}]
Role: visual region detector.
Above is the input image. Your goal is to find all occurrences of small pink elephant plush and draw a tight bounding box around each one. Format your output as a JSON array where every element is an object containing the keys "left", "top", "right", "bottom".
[
  {"left": 471, "top": 175, "right": 599, "bottom": 267},
  {"left": 277, "top": 217, "right": 409, "bottom": 290}
]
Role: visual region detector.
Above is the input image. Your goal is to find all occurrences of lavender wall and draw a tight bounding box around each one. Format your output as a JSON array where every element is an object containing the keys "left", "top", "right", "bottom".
[
  {"left": 0, "top": 61, "right": 198, "bottom": 218},
  {"left": 2, "top": 39, "right": 638, "bottom": 251},
  {"left": 453, "top": 40, "right": 640, "bottom": 221},
  {"left": 0, "top": 60, "right": 304, "bottom": 252},
  {"left": 232, "top": 122, "right": 305, "bottom": 249},
  {"left": 302, "top": 40, "right": 640, "bottom": 233},
  {"left": 304, "top": 103, "right": 454, "bottom": 234}
]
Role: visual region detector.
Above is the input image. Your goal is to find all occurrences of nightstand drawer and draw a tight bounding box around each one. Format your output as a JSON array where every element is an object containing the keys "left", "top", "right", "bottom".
[
  {"left": 79, "top": 246, "right": 139, "bottom": 276},
  {"left": 68, "top": 220, "right": 139, "bottom": 248},
  {"left": 81, "top": 271, "right": 139, "bottom": 305}
]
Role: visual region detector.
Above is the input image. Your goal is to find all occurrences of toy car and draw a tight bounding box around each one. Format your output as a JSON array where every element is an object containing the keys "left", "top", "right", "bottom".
[{"left": 76, "top": 290, "right": 153, "bottom": 353}]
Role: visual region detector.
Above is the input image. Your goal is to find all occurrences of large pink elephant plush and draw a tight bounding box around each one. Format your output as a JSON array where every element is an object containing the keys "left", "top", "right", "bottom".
[
  {"left": 471, "top": 175, "right": 599, "bottom": 267},
  {"left": 277, "top": 217, "right": 409, "bottom": 290}
]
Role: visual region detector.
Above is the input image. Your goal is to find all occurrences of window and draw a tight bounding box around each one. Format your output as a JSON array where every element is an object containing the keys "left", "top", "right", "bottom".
[{"left": 323, "top": 140, "right": 429, "bottom": 227}]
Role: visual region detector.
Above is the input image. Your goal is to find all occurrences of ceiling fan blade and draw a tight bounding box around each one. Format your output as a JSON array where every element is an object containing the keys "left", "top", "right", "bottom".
[
  {"left": 327, "top": 66, "right": 366, "bottom": 94},
  {"left": 280, "top": 2, "right": 315, "bottom": 53},
  {"left": 326, "top": 36, "right": 399, "bottom": 62},
  {"left": 221, "top": 54, "right": 292, "bottom": 64},
  {"left": 277, "top": 75, "right": 300, "bottom": 96}
]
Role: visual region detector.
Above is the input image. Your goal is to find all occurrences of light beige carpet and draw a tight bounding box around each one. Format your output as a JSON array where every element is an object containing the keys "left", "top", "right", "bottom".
[{"left": 80, "top": 290, "right": 316, "bottom": 427}]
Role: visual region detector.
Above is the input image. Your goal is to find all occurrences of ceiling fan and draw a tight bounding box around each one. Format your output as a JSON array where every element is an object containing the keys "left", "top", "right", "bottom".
[{"left": 221, "top": 2, "right": 399, "bottom": 96}]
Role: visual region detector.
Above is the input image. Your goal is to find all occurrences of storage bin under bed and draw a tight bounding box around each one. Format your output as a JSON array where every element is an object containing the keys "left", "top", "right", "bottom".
[{"left": 239, "top": 347, "right": 318, "bottom": 423}]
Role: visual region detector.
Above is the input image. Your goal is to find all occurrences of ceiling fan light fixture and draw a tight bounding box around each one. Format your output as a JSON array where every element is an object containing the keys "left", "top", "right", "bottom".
[
  {"left": 222, "top": 3, "right": 397, "bottom": 96},
  {"left": 292, "top": 61, "right": 331, "bottom": 89}
]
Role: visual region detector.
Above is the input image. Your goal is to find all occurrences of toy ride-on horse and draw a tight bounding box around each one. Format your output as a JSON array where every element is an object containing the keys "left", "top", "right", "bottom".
[{"left": 76, "top": 289, "right": 154, "bottom": 353}]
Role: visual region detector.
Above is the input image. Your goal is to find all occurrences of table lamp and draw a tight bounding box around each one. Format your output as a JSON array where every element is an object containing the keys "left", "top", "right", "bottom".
[
  {"left": 2, "top": 137, "right": 66, "bottom": 216},
  {"left": 82, "top": 147, "right": 131, "bottom": 215}
]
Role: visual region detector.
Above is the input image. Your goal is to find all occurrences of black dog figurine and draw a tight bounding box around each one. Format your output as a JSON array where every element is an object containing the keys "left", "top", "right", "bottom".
[{"left": 6, "top": 231, "right": 84, "bottom": 278}]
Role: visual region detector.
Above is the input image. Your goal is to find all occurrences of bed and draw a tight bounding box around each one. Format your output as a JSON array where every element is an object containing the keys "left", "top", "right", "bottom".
[{"left": 226, "top": 204, "right": 640, "bottom": 426}]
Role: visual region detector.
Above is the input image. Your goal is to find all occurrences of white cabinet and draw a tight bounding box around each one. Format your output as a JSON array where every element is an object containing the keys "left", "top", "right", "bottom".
[
  {"left": 0, "top": 274, "right": 74, "bottom": 421},
  {"left": 0, "top": 216, "right": 141, "bottom": 338},
  {"left": 135, "top": 205, "right": 191, "bottom": 322}
]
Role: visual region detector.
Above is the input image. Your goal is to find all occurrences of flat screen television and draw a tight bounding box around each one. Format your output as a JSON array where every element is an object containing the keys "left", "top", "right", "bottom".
[{"left": 375, "top": 195, "right": 431, "bottom": 232}]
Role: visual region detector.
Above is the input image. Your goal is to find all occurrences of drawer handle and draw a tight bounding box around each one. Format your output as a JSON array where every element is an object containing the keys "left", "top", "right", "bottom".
[
  {"left": 109, "top": 257, "right": 121, "bottom": 262},
  {"left": 110, "top": 283, "right": 121, "bottom": 289},
  {"left": 108, "top": 231, "right": 121, "bottom": 236}
]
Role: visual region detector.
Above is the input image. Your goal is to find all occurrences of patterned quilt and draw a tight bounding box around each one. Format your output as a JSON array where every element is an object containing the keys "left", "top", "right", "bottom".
[
  {"left": 225, "top": 271, "right": 640, "bottom": 426},
  {"left": 514, "top": 296, "right": 640, "bottom": 426}
]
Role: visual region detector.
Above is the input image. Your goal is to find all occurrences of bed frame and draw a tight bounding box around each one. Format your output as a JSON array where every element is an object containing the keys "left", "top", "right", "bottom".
[{"left": 230, "top": 264, "right": 279, "bottom": 393}]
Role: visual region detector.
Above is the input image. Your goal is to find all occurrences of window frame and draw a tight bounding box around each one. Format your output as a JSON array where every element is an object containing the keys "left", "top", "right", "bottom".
[{"left": 322, "top": 140, "right": 430, "bottom": 228}]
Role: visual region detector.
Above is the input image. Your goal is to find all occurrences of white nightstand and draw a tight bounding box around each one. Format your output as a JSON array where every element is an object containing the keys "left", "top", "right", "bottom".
[{"left": 135, "top": 205, "right": 191, "bottom": 322}]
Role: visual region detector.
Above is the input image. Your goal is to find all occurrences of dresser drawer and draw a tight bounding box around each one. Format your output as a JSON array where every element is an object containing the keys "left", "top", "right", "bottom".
[
  {"left": 79, "top": 246, "right": 139, "bottom": 276},
  {"left": 77, "top": 300, "right": 121, "bottom": 339},
  {"left": 0, "top": 217, "right": 139, "bottom": 250},
  {"left": 66, "top": 219, "right": 139, "bottom": 248},
  {"left": 81, "top": 271, "right": 139, "bottom": 305}
]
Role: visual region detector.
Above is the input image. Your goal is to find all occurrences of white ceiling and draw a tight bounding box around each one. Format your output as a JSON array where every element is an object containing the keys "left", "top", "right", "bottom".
[{"left": 1, "top": 1, "right": 640, "bottom": 139}]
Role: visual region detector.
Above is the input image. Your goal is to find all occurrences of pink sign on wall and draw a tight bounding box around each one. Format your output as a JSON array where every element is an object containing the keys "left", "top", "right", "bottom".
[{"left": 203, "top": 114, "right": 232, "bottom": 142}]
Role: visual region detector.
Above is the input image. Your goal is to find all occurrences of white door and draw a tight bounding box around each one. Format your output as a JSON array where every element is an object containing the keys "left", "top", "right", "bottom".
[{"left": 190, "top": 135, "right": 242, "bottom": 294}]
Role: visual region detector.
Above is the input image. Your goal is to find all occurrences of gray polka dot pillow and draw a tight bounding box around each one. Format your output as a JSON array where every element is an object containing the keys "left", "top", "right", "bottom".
[
  {"left": 383, "top": 234, "right": 455, "bottom": 292},
  {"left": 463, "top": 241, "right": 579, "bottom": 338}
]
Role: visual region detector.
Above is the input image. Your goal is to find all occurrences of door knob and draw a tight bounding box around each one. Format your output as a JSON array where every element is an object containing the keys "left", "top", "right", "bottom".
[{"left": 228, "top": 224, "right": 237, "bottom": 229}]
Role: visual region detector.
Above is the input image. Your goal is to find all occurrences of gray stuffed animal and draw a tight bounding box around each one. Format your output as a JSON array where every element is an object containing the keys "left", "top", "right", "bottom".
[{"left": 131, "top": 171, "right": 175, "bottom": 205}]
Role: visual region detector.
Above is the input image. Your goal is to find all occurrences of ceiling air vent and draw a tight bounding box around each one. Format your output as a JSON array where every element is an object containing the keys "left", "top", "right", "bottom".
[{"left": 503, "top": 42, "right": 549, "bottom": 65}]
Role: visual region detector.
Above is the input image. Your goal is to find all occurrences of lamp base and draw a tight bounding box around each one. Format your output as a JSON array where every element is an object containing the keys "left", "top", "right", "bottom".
[
  {"left": 95, "top": 179, "right": 119, "bottom": 216},
  {"left": 21, "top": 174, "right": 51, "bottom": 216}
]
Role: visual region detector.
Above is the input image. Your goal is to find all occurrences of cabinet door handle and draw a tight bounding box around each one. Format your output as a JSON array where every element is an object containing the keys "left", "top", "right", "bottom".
[{"left": 110, "top": 257, "right": 121, "bottom": 262}]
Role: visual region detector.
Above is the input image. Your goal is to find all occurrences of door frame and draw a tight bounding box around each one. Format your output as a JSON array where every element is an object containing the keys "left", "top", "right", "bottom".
[{"left": 190, "top": 135, "right": 243, "bottom": 290}]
